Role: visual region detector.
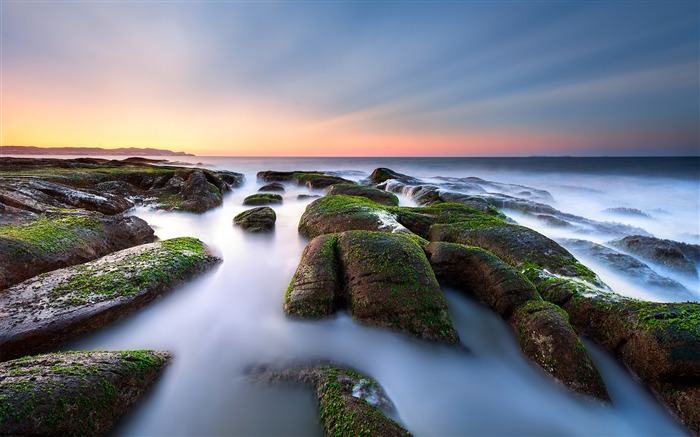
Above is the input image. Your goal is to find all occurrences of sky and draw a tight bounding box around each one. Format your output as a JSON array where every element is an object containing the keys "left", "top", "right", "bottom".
[{"left": 1, "top": 1, "right": 698, "bottom": 157}]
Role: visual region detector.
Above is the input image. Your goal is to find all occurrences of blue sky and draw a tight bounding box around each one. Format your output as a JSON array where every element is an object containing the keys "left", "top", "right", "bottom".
[{"left": 2, "top": 1, "right": 698, "bottom": 156}]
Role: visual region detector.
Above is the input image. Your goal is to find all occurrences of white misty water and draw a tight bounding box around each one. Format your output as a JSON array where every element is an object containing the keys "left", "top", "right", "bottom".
[{"left": 66, "top": 157, "right": 697, "bottom": 436}]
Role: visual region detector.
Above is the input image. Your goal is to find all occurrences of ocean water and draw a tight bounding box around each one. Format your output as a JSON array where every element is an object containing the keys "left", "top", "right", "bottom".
[{"left": 52, "top": 156, "right": 699, "bottom": 435}]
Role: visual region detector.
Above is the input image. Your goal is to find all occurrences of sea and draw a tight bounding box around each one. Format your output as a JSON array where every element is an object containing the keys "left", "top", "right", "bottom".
[{"left": 11, "top": 155, "right": 700, "bottom": 435}]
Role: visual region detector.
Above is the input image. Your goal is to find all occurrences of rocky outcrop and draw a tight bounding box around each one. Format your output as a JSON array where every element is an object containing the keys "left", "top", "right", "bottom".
[
  {"left": 243, "top": 193, "right": 283, "bottom": 206},
  {"left": 0, "top": 213, "right": 155, "bottom": 290},
  {"left": 528, "top": 271, "right": 700, "bottom": 434},
  {"left": 326, "top": 183, "right": 399, "bottom": 206},
  {"left": 0, "top": 237, "right": 221, "bottom": 361},
  {"left": 252, "top": 363, "right": 411, "bottom": 437},
  {"left": 369, "top": 168, "right": 422, "bottom": 185},
  {"left": 285, "top": 231, "right": 460, "bottom": 345},
  {"left": 0, "top": 157, "right": 243, "bottom": 214},
  {"left": 0, "top": 350, "right": 171, "bottom": 436},
  {"left": 233, "top": 207, "right": 276, "bottom": 232},
  {"left": 425, "top": 242, "right": 608, "bottom": 400},
  {"left": 257, "top": 171, "right": 353, "bottom": 189},
  {"left": 610, "top": 235, "right": 698, "bottom": 278},
  {"left": 259, "top": 182, "right": 286, "bottom": 192},
  {"left": 559, "top": 238, "right": 694, "bottom": 301}
]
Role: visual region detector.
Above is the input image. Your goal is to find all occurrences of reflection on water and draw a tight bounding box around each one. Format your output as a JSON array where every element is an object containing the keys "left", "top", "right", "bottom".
[{"left": 67, "top": 158, "right": 695, "bottom": 435}]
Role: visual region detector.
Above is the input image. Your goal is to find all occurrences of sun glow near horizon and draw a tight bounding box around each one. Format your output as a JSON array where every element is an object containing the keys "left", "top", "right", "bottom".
[{"left": 2, "top": 1, "right": 698, "bottom": 157}]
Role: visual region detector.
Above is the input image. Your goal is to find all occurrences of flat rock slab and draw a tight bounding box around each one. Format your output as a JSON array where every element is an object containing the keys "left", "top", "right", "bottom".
[
  {"left": 326, "top": 183, "right": 399, "bottom": 206},
  {"left": 252, "top": 363, "right": 412, "bottom": 437},
  {"left": 609, "top": 235, "right": 698, "bottom": 278},
  {"left": 0, "top": 237, "right": 221, "bottom": 361},
  {"left": 0, "top": 213, "right": 155, "bottom": 290},
  {"left": 233, "top": 207, "right": 276, "bottom": 232},
  {"left": 0, "top": 350, "right": 171, "bottom": 436}
]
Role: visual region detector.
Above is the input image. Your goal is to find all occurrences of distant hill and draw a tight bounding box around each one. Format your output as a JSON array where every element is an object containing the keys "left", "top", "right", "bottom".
[{"left": 1, "top": 146, "right": 195, "bottom": 157}]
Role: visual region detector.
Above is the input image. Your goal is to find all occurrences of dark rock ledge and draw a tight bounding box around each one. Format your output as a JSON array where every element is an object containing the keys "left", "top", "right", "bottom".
[
  {"left": 251, "top": 362, "right": 412, "bottom": 437},
  {"left": 0, "top": 237, "right": 221, "bottom": 361},
  {"left": 0, "top": 350, "right": 171, "bottom": 436}
]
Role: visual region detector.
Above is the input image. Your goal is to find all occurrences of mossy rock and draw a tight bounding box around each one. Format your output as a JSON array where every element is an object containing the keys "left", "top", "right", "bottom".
[
  {"left": 326, "top": 184, "right": 399, "bottom": 207},
  {"left": 511, "top": 300, "right": 609, "bottom": 400},
  {"left": 338, "top": 231, "right": 460, "bottom": 345},
  {"left": 299, "top": 195, "right": 411, "bottom": 239},
  {"left": 609, "top": 235, "right": 698, "bottom": 278},
  {"left": 256, "top": 171, "right": 353, "bottom": 189},
  {"left": 259, "top": 182, "right": 286, "bottom": 192},
  {"left": 251, "top": 363, "right": 412, "bottom": 437},
  {"left": 285, "top": 234, "right": 341, "bottom": 318},
  {"left": 528, "top": 271, "right": 700, "bottom": 434},
  {"left": 0, "top": 237, "right": 221, "bottom": 361},
  {"left": 369, "top": 168, "right": 421, "bottom": 185},
  {"left": 0, "top": 350, "right": 171, "bottom": 436},
  {"left": 0, "top": 213, "right": 155, "bottom": 290},
  {"left": 233, "top": 207, "right": 276, "bottom": 232},
  {"left": 243, "top": 193, "right": 283, "bottom": 206},
  {"left": 425, "top": 242, "right": 539, "bottom": 319}
]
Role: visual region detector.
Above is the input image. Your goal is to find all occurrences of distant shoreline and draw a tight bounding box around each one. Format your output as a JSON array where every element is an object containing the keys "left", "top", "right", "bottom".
[{"left": 0, "top": 145, "right": 195, "bottom": 157}]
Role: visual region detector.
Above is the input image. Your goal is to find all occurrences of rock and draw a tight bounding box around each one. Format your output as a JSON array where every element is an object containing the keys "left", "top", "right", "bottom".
[
  {"left": 297, "top": 194, "right": 321, "bottom": 200},
  {"left": 0, "top": 157, "right": 244, "bottom": 214},
  {"left": 425, "top": 242, "right": 608, "bottom": 400},
  {"left": 510, "top": 300, "right": 608, "bottom": 400},
  {"left": 256, "top": 171, "right": 353, "bottom": 189},
  {"left": 251, "top": 363, "right": 411, "bottom": 436},
  {"left": 425, "top": 242, "right": 539, "bottom": 318},
  {"left": 0, "top": 213, "right": 155, "bottom": 290},
  {"left": 299, "top": 195, "right": 411, "bottom": 239},
  {"left": 326, "top": 183, "right": 399, "bottom": 206},
  {"left": 610, "top": 235, "right": 698, "bottom": 278},
  {"left": 233, "top": 207, "right": 276, "bottom": 232},
  {"left": 535, "top": 214, "right": 573, "bottom": 227},
  {"left": 559, "top": 238, "right": 694, "bottom": 300},
  {"left": 527, "top": 272, "right": 700, "bottom": 434},
  {"left": 0, "top": 237, "right": 221, "bottom": 361},
  {"left": 285, "top": 231, "right": 460, "bottom": 345},
  {"left": 369, "top": 168, "right": 422, "bottom": 185},
  {"left": 603, "top": 207, "right": 654, "bottom": 219},
  {"left": 243, "top": 193, "right": 283, "bottom": 206},
  {"left": 285, "top": 234, "right": 340, "bottom": 318},
  {"left": 0, "top": 350, "right": 171, "bottom": 436},
  {"left": 259, "top": 182, "right": 286, "bottom": 192},
  {"left": 429, "top": 219, "right": 600, "bottom": 284},
  {"left": 337, "top": 231, "right": 459, "bottom": 345}
]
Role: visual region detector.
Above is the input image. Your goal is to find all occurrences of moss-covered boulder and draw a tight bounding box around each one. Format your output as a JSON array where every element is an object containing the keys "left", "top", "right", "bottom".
[
  {"left": 425, "top": 242, "right": 538, "bottom": 318},
  {"left": 510, "top": 300, "right": 608, "bottom": 400},
  {"left": 257, "top": 171, "right": 353, "bottom": 189},
  {"left": 369, "top": 168, "right": 422, "bottom": 185},
  {"left": 259, "top": 182, "right": 286, "bottom": 192},
  {"left": 425, "top": 242, "right": 607, "bottom": 400},
  {"left": 0, "top": 157, "right": 244, "bottom": 214},
  {"left": 0, "top": 350, "right": 170, "bottom": 436},
  {"left": 528, "top": 271, "right": 700, "bottom": 433},
  {"left": 233, "top": 207, "right": 276, "bottom": 233},
  {"left": 243, "top": 193, "right": 283, "bottom": 206},
  {"left": 285, "top": 232, "right": 459, "bottom": 345},
  {"left": 299, "top": 195, "right": 411, "bottom": 239},
  {"left": 429, "top": 218, "right": 600, "bottom": 284},
  {"left": 0, "top": 213, "right": 155, "bottom": 290},
  {"left": 326, "top": 184, "right": 399, "bottom": 207},
  {"left": 609, "top": 235, "right": 698, "bottom": 278},
  {"left": 285, "top": 234, "right": 341, "bottom": 318},
  {"left": 0, "top": 237, "right": 221, "bottom": 361},
  {"left": 252, "top": 363, "right": 412, "bottom": 437}
]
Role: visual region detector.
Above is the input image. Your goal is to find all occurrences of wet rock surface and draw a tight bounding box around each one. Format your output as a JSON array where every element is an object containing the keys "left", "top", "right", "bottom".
[
  {"left": 0, "top": 237, "right": 221, "bottom": 361},
  {"left": 326, "top": 183, "right": 399, "bottom": 206},
  {"left": 0, "top": 157, "right": 243, "bottom": 214},
  {"left": 257, "top": 170, "right": 353, "bottom": 189},
  {"left": 285, "top": 231, "right": 460, "bottom": 345},
  {"left": 610, "top": 235, "right": 699, "bottom": 278},
  {"left": 242, "top": 193, "right": 283, "bottom": 206},
  {"left": 258, "top": 182, "right": 286, "bottom": 192},
  {"left": 0, "top": 350, "right": 171, "bottom": 436},
  {"left": 233, "top": 207, "right": 276, "bottom": 232},
  {"left": 0, "top": 213, "right": 156, "bottom": 290},
  {"left": 251, "top": 362, "right": 411, "bottom": 436}
]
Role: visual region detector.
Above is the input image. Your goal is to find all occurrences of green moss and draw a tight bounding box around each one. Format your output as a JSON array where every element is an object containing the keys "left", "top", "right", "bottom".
[
  {"left": 624, "top": 301, "right": 700, "bottom": 337},
  {"left": 0, "top": 215, "right": 103, "bottom": 254},
  {"left": 50, "top": 237, "right": 213, "bottom": 305}
]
